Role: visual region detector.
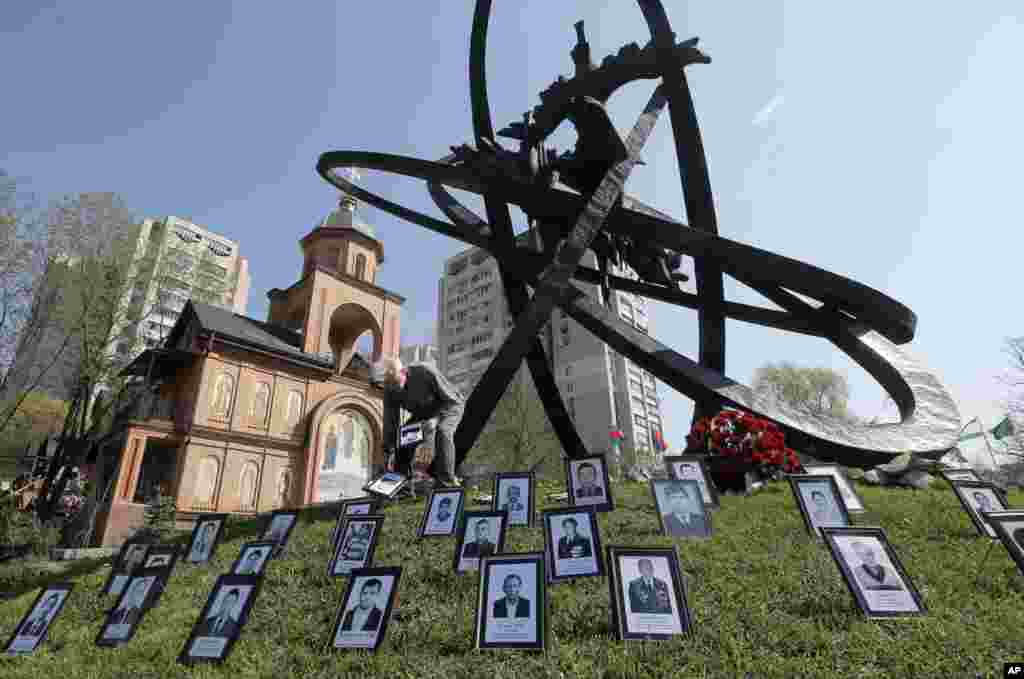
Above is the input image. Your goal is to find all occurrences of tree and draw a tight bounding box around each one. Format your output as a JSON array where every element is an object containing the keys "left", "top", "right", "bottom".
[{"left": 752, "top": 362, "right": 853, "bottom": 421}]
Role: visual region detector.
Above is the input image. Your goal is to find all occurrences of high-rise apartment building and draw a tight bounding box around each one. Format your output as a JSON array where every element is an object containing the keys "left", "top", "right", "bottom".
[{"left": 436, "top": 245, "right": 665, "bottom": 457}]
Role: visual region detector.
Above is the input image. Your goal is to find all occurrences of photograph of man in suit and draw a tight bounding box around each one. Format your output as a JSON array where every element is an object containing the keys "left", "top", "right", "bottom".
[
  {"left": 557, "top": 517, "right": 592, "bottom": 559},
  {"left": 196, "top": 588, "right": 243, "bottom": 639},
  {"left": 660, "top": 482, "right": 708, "bottom": 537},
  {"left": 340, "top": 523, "right": 372, "bottom": 561},
  {"left": 500, "top": 485, "right": 525, "bottom": 516},
  {"left": 432, "top": 496, "right": 455, "bottom": 527},
  {"left": 807, "top": 489, "right": 844, "bottom": 527},
  {"left": 492, "top": 574, "right": 530, "bottom": 618},
  {"left": 462, "top": 519, "right": 497, "bottom": 558},
  {"left": 17, "top": 592, "right": 62, "bottom": 638},
  {"left": 339, "top": 578, "right": 384, "bottom": 633},
  {"left": 626, "top": 558, "right": 672, "bottom": 615},
  {"left": 849, "top": 541, "right": 904, "bottom": 591},
  {"left": 574, "top": 463, "right": 604, "bottom": 499},
  {"left": 189, "top": 521, "right": 218, "bottom": 562},
  {"left": 237, "top": 548, "right": 266, "bottom": 575},
  {"left": 104, "top": 577, "right": 152, "bottom": 638}
]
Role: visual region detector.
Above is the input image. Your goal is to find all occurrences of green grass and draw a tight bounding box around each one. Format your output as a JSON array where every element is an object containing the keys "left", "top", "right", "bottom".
[{"left": 1, "top": 481, "right": 1022, "bottom": 678}]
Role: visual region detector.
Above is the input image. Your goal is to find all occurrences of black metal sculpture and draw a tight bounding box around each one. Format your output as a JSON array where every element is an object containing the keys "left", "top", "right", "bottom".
[{"left": 318, "top": 0, "right": 960, "bottom": 468}]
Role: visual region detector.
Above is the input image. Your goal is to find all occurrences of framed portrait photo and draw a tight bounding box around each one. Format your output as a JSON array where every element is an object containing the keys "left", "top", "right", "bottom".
[
  {"left": 606, "top": 546, "right": 692, "bottom": 641},
  {"left": 493, "top": 472, "right": 535, "bottom": 528},
  {"left": 474, "top": 553, "right": 547, "bottom": 651},
  {"left": 3, "top": 583, "right": 73, "bottom": 656},
  {"left": 663, "top": 455, "right": 720, "bottom": 508},
  {"left": 95, "top": 568, "right": 168, "bottom": 647},
  {"left": 821, "top": 527, "right": 926, "bottom": 618},
  {"left": 328, "top": 515, "right": 385, "bottom": 577},
  {"left": 177, "top": 575, "right": 262, "bottom": 665},
  {"left": 260, "top": 510, "right": 299, "bottom": 558},
  {"left": 328, "top": 567, "right": 402, "bottom": 653},
  {"left": 100, "top": 540, "right": 151, "bottom": 596},
  {"left": 938, "top": 468, "right": 981, "bottom": 484},
  {"left": 950, "top": 481, "right": 1009, "bottom": 538},
  {"left": 566, "top": 454, "right": 614, "bottom": 512},
  {"left": 331, "top": 498, "right": 380, "bottom": 550},
  {"left": 802, "top": 464, "right": 865, "bottom": 513},
  {"left": 542, "top": 507, "right": 604, "bottom": 583},
  {"left": 142, "top": 545, "right": 180, "bottom": 571},
  {"left": 984, "top": 510, "right": 1024, "bottom": 577},
  {"left": 185, "top": 514, "right": 227, "bottom": 564},
  {"left": 229, "top": 541, "right": 276, "bottom": 576},
  {"left": 788, "top": 474, "right": 852, "bottom": 538},
  {"left": 453, "top": 510, "right": 509, "bottom": 574},
  {"left": 417, "top": 487, "right": 465, "bottom": 538},
  {"left": 363, "top": 471, "right": 408, "bottom": 499},
  {"left": 650, "top": 479, "right": 713, "bottom": 539}
]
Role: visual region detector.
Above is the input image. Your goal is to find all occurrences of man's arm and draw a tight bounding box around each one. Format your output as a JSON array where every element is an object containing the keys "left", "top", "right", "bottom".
[{"left": 426, "top": 365, "right": 464, "bottom": 408}]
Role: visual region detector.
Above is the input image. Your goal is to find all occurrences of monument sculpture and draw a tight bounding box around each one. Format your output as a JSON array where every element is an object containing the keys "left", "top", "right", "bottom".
[{"left": 317, "top": 0, "right": 960, "bottom": 468}]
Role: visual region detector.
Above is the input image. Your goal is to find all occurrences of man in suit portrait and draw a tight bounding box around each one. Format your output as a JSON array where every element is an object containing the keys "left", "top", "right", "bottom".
[
  {"left": 809, "top": 489, "right": 843, "bottom": 525},
  {"left": 189, "top": 522, "right": 217, "bottom": 562},
  {"left": 660, "top": 482, "right": 707, "bottom": 536},
  {"left": 462, "top": 519, "right": 496, "bottom": 558},
  {"left": 433, "top": 497, "right": 454, "bottom": 526},
  {"left": 849, "top": 541, "right": 904, "bottom": 591},
  {"left": 500, "top": 485, "right": 525, "bottom": 515},
  {"left": 18, "top": 592, "right": 61, "bottom": 637},
  {"left": 557, "top": 517, "right": 592, "bottom": 559},
  {"left": 108, "top": 578, "right": 151, "bottom": 632},
  {"left": 627, "top": 558, "right": 672, "bottom": 614},
  {"left": 341, "top": 523, "right": 372, "bottom": 561},
  {"left": 575, "top": 463, "right": 604, "bottom": 498},
  {"left": 340, "top": 578, "right": 384, "bottom": 632},
  {"left": 493, "top": 573, "right": 530, "bottom": 618},
  {"left": 196, "top": 588, "right": 243, "bottom": 638},
  {"left": 237, "top": 548, "right": 265, "bottom": 575}
]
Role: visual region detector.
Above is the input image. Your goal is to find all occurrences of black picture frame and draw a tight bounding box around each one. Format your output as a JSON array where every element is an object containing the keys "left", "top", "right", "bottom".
[
  {"left": 565, "top": 454, "right": 614, "bottom": 513},
  {"left": 788, "top": 474, "right": 852, "bottom": 538},
  {"left": 474, "top": 553, "right": 547, "bottom": 651},
  {"left": 363, "top": 471, "right": 408, "bottom": 500},
  {"left": 950, "top": 481, "right": 1009, "bottom": 538},
  {"left": 492, "top": 472, "right": 535, "bottom": 528},
  {"left": 177, "top": 574, "right": 263, "bottom": 665},
  {"left": 260, "top": 510, "right": 299, "bottom": 558},
  {"left": 541, "top": 506, "right": 604, "bottom": 583},
  {"left": 663, "top": 454, "right": 720, "bottom": 508},
  {"left": 184, "top": 514, "right": 227, "bottom": 564},
  {"left": 229, "top": 541, "right": 277, "bottom": 576},
  {"left": 417, "top": 487, "right": 465, "bottom": 538},
  {"left": 453, "top": 510, "right": 509, "bottom": 574},
  {"left": 937, "top": 468, "right": 982, "bottom": 484},
  {"left": 100, "top": 539, "right": 151, "bottom": 596},
  {"left": 142, "top": 544, "right": 180, "bottom": 571},
  {"left": 801, "top": 464, "right": 866, "bottom": 513},
  {"left": 606, "top": 546, "right": 693, "bottom": 641},
  {"left": 820, "top": 526, "right": 927, "bottom": 619},
  {"left": 328, "top": 514, "right": 385, "bottom": 578},
  {"left": 95, "top": 568, "right": 169, "bottom": 647},
  {"left": 983, "top": 510, "right": 1024, "bottom": 577},
  {"left": 650, "top": 479, "right": 713, "bottom": 539},
  {"left": 330, "top": 498, "right": 381, "bottom": 549},
  {"left": 327, "top": 566, "right": 402, "bottom": 653},
  {"left": 3, "top": 583, "right": 74, "bottom": 655}
]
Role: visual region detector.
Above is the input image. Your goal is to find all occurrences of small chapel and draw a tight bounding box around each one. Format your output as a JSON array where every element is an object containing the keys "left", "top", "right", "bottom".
[{"left": 91, "top": 195, "right": 402, "bottom": 546}]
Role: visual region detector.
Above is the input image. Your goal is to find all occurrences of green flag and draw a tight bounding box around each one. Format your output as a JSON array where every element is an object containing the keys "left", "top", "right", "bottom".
[{"left": 991, "top": 417, "right": 1014, "bottom": 441}]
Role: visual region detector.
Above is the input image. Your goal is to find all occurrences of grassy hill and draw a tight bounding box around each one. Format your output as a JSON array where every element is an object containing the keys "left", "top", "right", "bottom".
[{"left": 1, "top": 480, "right": 1022, "bottom": 678}]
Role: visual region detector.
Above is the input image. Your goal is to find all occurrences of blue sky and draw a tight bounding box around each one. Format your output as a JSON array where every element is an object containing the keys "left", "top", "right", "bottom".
[{"left": 4, "top": 2, "right": 1022, "bottom": 449}]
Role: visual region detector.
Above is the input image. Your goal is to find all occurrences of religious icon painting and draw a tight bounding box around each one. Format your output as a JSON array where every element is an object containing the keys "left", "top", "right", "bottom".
[
  {"left": 363, "top": 471, "right": 408, "bottom": 500},
  {"left": 801, "top": 464, "right": 865, "bottom": 513},
  {"left": 328, "top": 567, "right": 402, "bottom": 653},
  {"left": 820, "top": 527, "right": 926, "bottom": 619},
  {"left": 541, "top": 507, "right": 604, "bottom": 584},
  {"left": 100, "top": 539, "right": 151, "bottom": 596},
  {"left": 185, "top": 513, "right": 227, "bottom": 564},
  {"left": 492, "top": 472, "right": 535, "bottom": 528},
  {"left": 950, "top": 481, "right": 1009, "bottom": 538},
  {"left": 663, "top": 454, "right": 720, "bottom": 509},
  {"left": 229, "top": 541, "right": 277, "bottom": 577},
  {"left": 984, "top": 510, "right": 1024, "bottom": 577},
  {"left": 474, "top": 553, "right": 547, "bottom": 651},
  {"left": 606, "top": 546, "right": 693, "bottom": 641},
  {"left": 328, "top": 515, "right": 385, "bottom": 577},
  {"left": 650, "top": 479, "right": 713, "bottom": 539},
  {"left": 95, "top": 568, "right": 168, "bottom": 648},
  {"left": 3, "top": 583, "right": 73, "bottom": 656},
  {"left": 177, "top": 575, "right": 263, "bottom": 665},
  {"left": 453, "top": 510, "right": 509, "bottom": 574},
  {"left": 788, "top": 474, "right": 852, "bottom": 538},
  {"left": 565, "top": 454, "right": 614, "bottom": 513},
  {"left": 331, "top": 498, "right": 380, "bottom": 549},
  {"left": 417, "top": 487, "right": 465, "bottom": 538},
  {"left": 260, "top": 510, "right": 299, "bottom": 558}
]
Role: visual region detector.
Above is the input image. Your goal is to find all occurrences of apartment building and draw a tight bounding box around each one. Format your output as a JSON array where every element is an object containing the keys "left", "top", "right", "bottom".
[{"left": 400, "top": 343, "right": 439, "bottom": 369}]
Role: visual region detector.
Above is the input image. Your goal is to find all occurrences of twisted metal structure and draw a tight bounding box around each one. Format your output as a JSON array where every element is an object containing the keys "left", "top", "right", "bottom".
[{"left": 318, "top": 0, "right": 960, "bottom": 468}]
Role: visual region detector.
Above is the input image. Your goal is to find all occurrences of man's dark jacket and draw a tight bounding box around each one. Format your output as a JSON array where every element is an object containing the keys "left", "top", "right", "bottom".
[{"left": 383, "top": 364, "right": 464, "bottom": 450}]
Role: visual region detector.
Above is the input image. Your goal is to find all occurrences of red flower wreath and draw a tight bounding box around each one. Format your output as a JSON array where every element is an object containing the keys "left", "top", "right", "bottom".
[{"left": 686, "top": 409, "right": 803, "bottom": 475}]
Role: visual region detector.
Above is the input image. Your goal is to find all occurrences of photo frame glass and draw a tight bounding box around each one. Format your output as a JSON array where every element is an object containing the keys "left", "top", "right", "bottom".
[
  {"left": 332, "top": 499, "right": 377, "bottom": 549},
  {"left": 179, "top": 576, "right": 260, "bottom": 664},
  {"left": 493, "top": 474, "right": 533, "bottom": 527},
  {"left": 330, "top": 568, "right": 401, "bottom": 651},
  {"left": 940, "top": 468, "right": 980, "bottom": 483},
  {"left": 261, "top": 511, "right": 298, "bottom": 555},
  {"left": 986, "top": 511, "right": 1024, "bottom": 576},
  {"left": 4, "top": 585, "right": 72, "bottom": 655},
  {"left": 543, "top": 508, "right": 602, "bottom": 582},
  {"left": 803, "top": 465, "right": 864, "bottom": 512},
  {"left": 567, "top": 455, "right": 613, "bottom": 511},
  {"left": 104, "top": 541, "right": 150, "bottom": 596},
  {"left": 651, "top": 479, "right": 712, "bottom": 538},
  {"left": 790, "top": 475, "right": 850, "bottom": 536},
  {"left": 231, "top": 541, "right": 275, "bottom": 576},
  {"left": 97, "top": 571, "right": 161, "bottom": 645},
  {"left": 420, "top": 488, "right": 464, "bottom": 537},
  {"left": 185, "top": 515, "right": 226, "bottom": 563},
  {"left": 455, "top": 512, "right": 507, "bottom": 573},
  {"left": 822, "top": 528, "right": 925, "bottom": 617},
  {"left": 664, "top": 455, "right": 719, "bottom": 507},
  {"left": 331, "top": 517, "right": 383, "bottom": 576},
  {"left": 613, "top": 550, "right": 689, "bottom": 639},
  {"left": 952, "top": 482, "right": 1008, "bottom": 538},
  {"left": 364, "top": 471, "right": 407, "bottom": 498},
  {"left": 476, "top": 554, "right": 545, "bottom": 650}
]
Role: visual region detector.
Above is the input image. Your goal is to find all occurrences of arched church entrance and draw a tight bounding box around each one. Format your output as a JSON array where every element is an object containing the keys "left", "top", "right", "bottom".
[{"left": 316, "top": 407, "right": 374, "bottom": 502}]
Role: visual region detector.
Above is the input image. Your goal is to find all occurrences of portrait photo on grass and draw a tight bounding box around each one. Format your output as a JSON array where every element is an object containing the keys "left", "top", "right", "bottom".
[
  {"left": 607, "top": 546, "right": 692, "bottom": 641},
  {"left": 650, "top": 478, "right": 712, "bottom": 538},
  {"left": 541, "top": 506, "right": 604, "bottom": 583},
  {"left": 331, "top": 498, "right": 380, "bottom": 550},
  {"left": 329, "top": 515, "right": 385, "bottom": 577},
  {"left": 474, "top": 553, "right": 547, "bottom": 651},
  {"left": 663, "top": 454, "right": 719, "bottom": 508},
  {"left": 328, "top": 567, "right": 402, "bottom": 652},
  {"left": 178, "top": 575, "right": 262, "bottom": 665},
  {"left": 566, "top": 454, "right": 614, "bottom": 512},
  {"left": 493, "top": 472, "right": 535, "bottom": 528},
  {"left": 363, "top": 471, "right": 408, "bottom": 499},
  {"left": 3, "top": 583, "right": 73, "bottom": 656},
  {"left": 185, "top": 514, "right": 227, "bottom": 564},
  {"left": 982, "top": 510, "right": 1024, "bottom": 577},
  {"left": 261, "top": 510, "right": 299, "bottom": 557},
  {"left": 101, "top": 540, "right": 151, "bottom": 596},
  {"left": 950, "top": 480, "right": 1009, "bottom": 538},
  {"left": 801, "top": 464, "right": 865, "bottom": 513},
  {"left": 229, "top": 541, "right": 276, "bottom": 576},
  {"left": 453, "top": 510, "right": 508, "bottom": 574},
  {"left": 417, "top": 487, "right": 465, "bottom": 538},
  {"left": 821, "top": 527, "right": 926, "bottom": 618},
  {"left": 788, "top": 474, "right": 851, "bottom": 538},
  {"left": 95, "top": 568, "right": 167, "bottom": 647}
]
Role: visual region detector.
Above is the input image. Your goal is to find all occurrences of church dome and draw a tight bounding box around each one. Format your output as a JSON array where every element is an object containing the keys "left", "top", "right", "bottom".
[{"left": 316, "top": 196, "right": 377, "bottom": 241}]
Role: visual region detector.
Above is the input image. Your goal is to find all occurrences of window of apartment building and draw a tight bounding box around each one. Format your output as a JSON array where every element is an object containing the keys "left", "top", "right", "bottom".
[
  {"left": 629, "top": 379, "right": 643, "bottom": 394},
  {"left": 567, "top": 397, "right": 575, "bottom": 420},
  {"left": 470, "top": 332, "right": 492, "bottom": 346},
  {"left": 565, "top": 365, "right": 572, "bottom": 377},
  {"left": 470, "top": 348, "right": 495, "bottom": 361},
  {"left": 634, "top": 413, "right": 645, "bottom": 426},
  {"left": 566, "top": 382, "right": 574, "bottom": 394},
  {"left": 448, "top": 341, "right": 466, "bottom": 355}
]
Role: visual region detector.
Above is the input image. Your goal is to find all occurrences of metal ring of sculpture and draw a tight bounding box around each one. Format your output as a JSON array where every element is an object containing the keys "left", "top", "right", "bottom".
[{"left": 317, "top": 0, "right": 960, "bottom": 467}]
